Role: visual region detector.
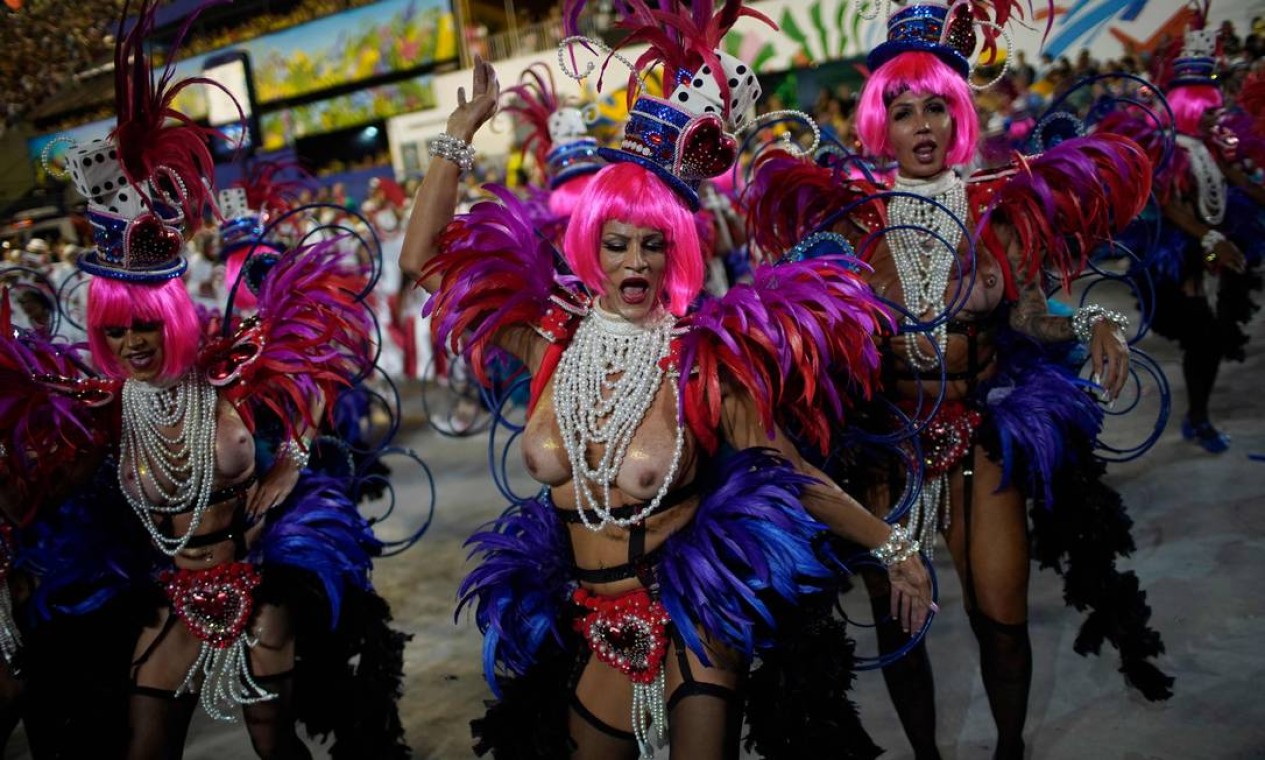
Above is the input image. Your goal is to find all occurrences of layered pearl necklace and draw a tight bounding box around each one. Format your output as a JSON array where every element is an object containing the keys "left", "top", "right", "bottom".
[
  {"left": 1176, "top": 134, "right": 1226, "bottom": 226},
  {"left": 119, "top": 373, "right": 219, "bottom": 556},
  {"left": 553, "top": 303, "right": 683, "bottom": 531},
  {"left": 888, "top": 170, "right": 967, "bottom": 371}
]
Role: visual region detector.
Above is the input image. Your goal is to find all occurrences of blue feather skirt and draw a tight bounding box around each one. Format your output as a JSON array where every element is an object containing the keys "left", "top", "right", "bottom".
[
  {"left": 17, "top": 469, "right": 410, "bottom": 758},
  {"left": 460, "top": 448, "right": 874, "bottom": 757}
]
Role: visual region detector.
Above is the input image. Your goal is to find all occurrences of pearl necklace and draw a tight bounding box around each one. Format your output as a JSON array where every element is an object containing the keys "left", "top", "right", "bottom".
[
  {"left": 1176, "top": 134, "right": 1226, "bottom": 226},
  {"left": 553, "top": 304, "right": 684, "bottom": 531},
  {"left": 119, "top": 374, "right": 219, "bottom": 556},
  {"left": 888, "top": 171, "right": 967, "bottom": 371}
]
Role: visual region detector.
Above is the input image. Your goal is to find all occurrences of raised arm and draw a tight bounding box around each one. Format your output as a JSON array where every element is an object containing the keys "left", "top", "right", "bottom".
[
  {"left": 719, "top": 387, "right": 933, "bottom": 632},
  {"left": 400, "top": 56, "right": 500, "bottom": 293}
]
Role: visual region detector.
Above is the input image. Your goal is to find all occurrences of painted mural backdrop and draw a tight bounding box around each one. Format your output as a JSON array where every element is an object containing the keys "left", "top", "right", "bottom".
[
  {"left": 730, "top": 0, "right": 1256, "bottom": 72},
  {"left": 169, "top": 0, "right": 455, "bottom": 119},
  {"left": 260, "top": 75, "right": 437, "bottom": 149}
]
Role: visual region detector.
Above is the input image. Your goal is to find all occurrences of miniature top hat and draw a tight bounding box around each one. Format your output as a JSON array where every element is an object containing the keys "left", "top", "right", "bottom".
[
  {"left": 865, "top": 0, "right": 1039, "bottom": 86},
  {"left": 72, "top": 0, "right": 226, "bottom": 283},
  {"left": 561, "top": 0, "right": 774, "bottom": 209},
  {"left": 501, "top": 63, "right": 605, "bottom": 190}
]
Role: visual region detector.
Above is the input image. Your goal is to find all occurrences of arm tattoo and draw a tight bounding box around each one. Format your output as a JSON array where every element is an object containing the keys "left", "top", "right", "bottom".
[{"left": 1009, "top": 279, "right": 1075, "bottom": 342}]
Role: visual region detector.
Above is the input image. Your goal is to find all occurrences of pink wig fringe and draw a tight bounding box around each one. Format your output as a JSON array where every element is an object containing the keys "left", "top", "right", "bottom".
[
  {"left": 87, "top": 277, "right": 201, "bottom": 382},
  {"left": 857, "top": 52, "right": 979, "bottom": 166},
  {"left": 1166, "top": 84, "right": 1223, "bottom": 136},
  {"left": 548, "top": 173, "right": 595, "bottom": 217},
  {"left": 563, "top": 163, "right": 703, "bottom": 316}
]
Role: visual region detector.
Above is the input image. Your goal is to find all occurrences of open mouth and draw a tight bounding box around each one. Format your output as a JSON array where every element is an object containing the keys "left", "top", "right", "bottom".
[
  {"left": 913, "top": 140, "right": 938, "bottom": 162},
  {"left": 619, "top": 277, "right": 651, "bottom": 306},
  {"left": 126, "top": 351, "right": 156, "bottom": 372}
]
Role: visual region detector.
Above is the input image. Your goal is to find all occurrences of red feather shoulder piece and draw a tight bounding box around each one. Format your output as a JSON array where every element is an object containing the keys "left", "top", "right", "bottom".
[
  {"left": 742, "top": 150, "right": 887, "bottom": 261},
  {"left": 0, "top": 294, "right": 117, "bottom": 523},
  {"left": 200, "top": 237, "right": 373, "bottom": 440},
  {"left": 972, "top": 133, "right": 1152, "bottom": 299},
  {"left": 421, "top": 185, "right": 578, "bottom": 387},
  {"left": 676, "top": 256, "right": 889, "bottom": 455}
]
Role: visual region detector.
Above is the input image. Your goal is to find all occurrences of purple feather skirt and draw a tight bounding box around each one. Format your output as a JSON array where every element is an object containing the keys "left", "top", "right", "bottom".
[{"left": 458, "top": 447, "right": 836, "bottom": 694}]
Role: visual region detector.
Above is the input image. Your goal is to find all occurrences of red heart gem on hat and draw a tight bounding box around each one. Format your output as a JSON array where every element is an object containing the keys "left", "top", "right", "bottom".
[
  {"left": 124, "top": 213, "right": 183, "bottom": 270},
  {"left": 674, "top": 114, "right": 738, "bottom": 180}
]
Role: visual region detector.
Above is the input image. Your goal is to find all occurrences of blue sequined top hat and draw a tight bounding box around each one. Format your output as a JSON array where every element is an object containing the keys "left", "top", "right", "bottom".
[
  {"left": 215, "top": 187, "right": 281, "bottom": 259},
  {"left": 867, "top": 2, "right": 973, "bottom": 78},
  {"left": 547, "top": 136, "right": 602, "bottom": 189},
  {"left": 1169, "top": 27, "right": 1219, "bottom": 88},
  {"left": 78, "top": 206, "right": 187, "bottom": 282}
]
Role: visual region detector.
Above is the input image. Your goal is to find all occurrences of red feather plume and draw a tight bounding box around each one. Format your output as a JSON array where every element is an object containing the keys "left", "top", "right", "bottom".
[{"left": 111, "top": 0, "right": 237, "bottom": 224}]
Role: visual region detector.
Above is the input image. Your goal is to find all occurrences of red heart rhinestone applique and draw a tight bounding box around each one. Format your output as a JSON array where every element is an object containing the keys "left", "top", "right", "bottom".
[
  {"left": 165, "top": 563, "right": 261, "bottom": 648},
  {"left": 574, "top": 588, "right": 670, "bottom": 684},
  {"left": 125, "top": 214, "right": 183, "bottom": 270},
  {"left": 674, "top": 114, "right": 738, "bottom": 180}
]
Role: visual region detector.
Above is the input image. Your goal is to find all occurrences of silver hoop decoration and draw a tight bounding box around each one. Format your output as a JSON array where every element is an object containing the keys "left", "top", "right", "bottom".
[
  {"left": 557, "top": 35, "right": 639, "bottom": 85},
  {"left": 741, "top": 110, "right": 823, "bottom": 158},
  {"left": 150, "top": 165, "right": 191, "bottom": 225},
  {"left": 968, "top": 22, "right": 1013, "bottom": 92},
  {"left": 854, "top": 0, "right": 888, "bottom": 24},
  {"left": 40, "top": 136, "right": 75, "bottom": 180}
]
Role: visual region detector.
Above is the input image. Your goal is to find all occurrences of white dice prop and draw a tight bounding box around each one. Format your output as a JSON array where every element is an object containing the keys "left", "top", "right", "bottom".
[
  {"left": 217, "top": 187, "right": 253, "bottom": 219},
  {"left": 66, "top": 138, "right": 149, "bottom": 218},
  {"left": 670, "top": 50, "right": 763, "bottom": 130}
]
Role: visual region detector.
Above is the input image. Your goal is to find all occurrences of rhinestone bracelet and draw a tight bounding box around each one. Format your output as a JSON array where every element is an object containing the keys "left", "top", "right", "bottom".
[
  {"left": 1071, "top": 304, "right": 1130, "bottom": 344},
  {"left": 429, "top": 134, "right": 475, "bottom": 173},
  {"left": 279, "top": 437, "right": 311, "bottom": 470},
  {"left": 871, "top": 524, "right": 921, "bottom": 567}
]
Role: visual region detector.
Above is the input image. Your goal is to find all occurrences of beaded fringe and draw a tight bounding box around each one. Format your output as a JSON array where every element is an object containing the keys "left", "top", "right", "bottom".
[
  {"left": 0, "top": 583, "right": 21, "bottom": 672},
  {"left": 177, "top": 636, "right": 276, "bottom": 721},
  {"left": 907, "top": 472, "right": 947, "bottom": 561},
  {"left": 632, "top": 669, "right": 667, "bottom": 759}
]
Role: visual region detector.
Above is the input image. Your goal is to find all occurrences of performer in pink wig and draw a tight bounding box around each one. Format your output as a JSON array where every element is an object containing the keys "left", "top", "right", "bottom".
[
  {"left": 746, "top": 1, "right": 1174, "bottom": 757},
  {"left": 0, "top": 3, "right": 408, "bottom": 757},
  {"left": 400, "top": 0, "right": 933, "bottom": 756}
]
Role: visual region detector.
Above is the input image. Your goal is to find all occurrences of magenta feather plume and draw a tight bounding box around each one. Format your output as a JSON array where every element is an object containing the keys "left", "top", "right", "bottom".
[
  {"left": 677, "top": 257, "right": 889, "bottom": 454},
  {"left": 203, "top": 237, "right": 373, "bottom": 440},
  {"left": 0, "top": 293, "right": 116, "bottom": 524},
  {"left": 422, "top": 185, "right": 571, "bottom": 387},
  {"left": 112, "top": 0, "right": 236, "bottom": 223},
  {"left": 564, "top": 0, "right": 774, "bottom": 108},
  {"left": 977, "top": 133, "right": 1152, "bottom": 293},
  {"left": 500, "top": 63, "right": 563, "bottom": 173},
  {"left": 235, "top": 158, "right": 316, "bottom": 220},
  {"left": 743, "top": 150, "right": 886, "bottom": 260}
]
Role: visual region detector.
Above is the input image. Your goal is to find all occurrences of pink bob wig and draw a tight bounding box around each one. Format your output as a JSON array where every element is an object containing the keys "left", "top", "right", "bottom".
[
  {"left": 1166, "top": 83, "right": 1223, "bottom": 136},
  {"left": 857, "top": 52, "right": 979, "bottom": 167},
  {"left": 548, "top": 172, "right": 595, "bottom": 217},
  {"left": 562, "top": 162, "right": 703, "bottom": 316},
  {"left": 87, "top": 276, "right": 202, "bottom": 383}
]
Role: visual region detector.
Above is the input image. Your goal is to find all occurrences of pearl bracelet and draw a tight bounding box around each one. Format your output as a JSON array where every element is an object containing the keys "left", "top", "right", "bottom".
[
  {"left": 429, "top": 133, "right": 475, "bottom": 173},
  {"left": 872, "top": 524, "right": 921, "bottom": 567},
  {"left": 1071, "top": 304, "right": 1130, "bottom": 344},
  {"left": 1201, "top": 229, "right": 1226, "bottom": 262},
  {"left": 279, "top": 438, "right": 311, "bottom": 470}
]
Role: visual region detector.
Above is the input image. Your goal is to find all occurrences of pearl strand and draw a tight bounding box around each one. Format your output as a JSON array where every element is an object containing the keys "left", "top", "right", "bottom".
[
  {"left": 888, "top": 171, "right": 967, "bottom": 371},
  {"left": 118, "top": 374, "right": 218, "bottom": 556},
  {"left": 631, "top": 669, "right": 667, "bottom": 758},
  {"left": 553, "top": 306, "right": 684, "bottom": 531},
  {"left": 1176, "top": 135, "right": 1226, "bottom": 225}
]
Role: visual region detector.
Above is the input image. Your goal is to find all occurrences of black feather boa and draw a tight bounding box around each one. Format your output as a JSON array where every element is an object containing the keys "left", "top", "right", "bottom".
[{"left": 1028, "top": 439, "right": 1175, "bottom": 701}]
